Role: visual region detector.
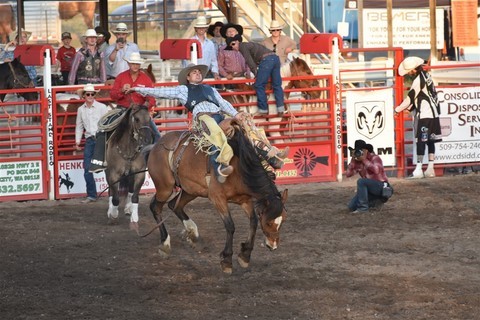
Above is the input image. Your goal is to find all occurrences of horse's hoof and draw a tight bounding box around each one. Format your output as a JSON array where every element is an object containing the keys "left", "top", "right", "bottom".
[
  {"left": 221, "top": 262, "right": 233, "bottom": 274},
  {"left": 222, "top": 266, "right": 233, "bottom": 274},
  {"left": 107, "top": 217, "right": 119, "bottom": 225},
  {"left": 129, "top": 221, "right": 139, "bottom": 234},
  {"left": 158, "top": 244, "right": 171, "bottom": 258},
  {"left": 237, "top": 255, "right": 250, "bottom": 269}
]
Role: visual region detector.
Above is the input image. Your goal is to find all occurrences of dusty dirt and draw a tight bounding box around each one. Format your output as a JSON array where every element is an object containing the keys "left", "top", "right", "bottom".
[{"left": 0, "top": 173, "right": 479, "bottom": 320}]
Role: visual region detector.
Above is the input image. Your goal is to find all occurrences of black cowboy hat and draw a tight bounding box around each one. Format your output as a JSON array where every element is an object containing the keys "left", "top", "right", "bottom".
[
  {"left": 220, "top": 23, "right": 243, "bottom": 39},
  {"left": 95, "top": 26, "right": 111, "bottom": 42},
  {"left": 225, "top": 34, "right": 242, "bottom": 51},
  {"left": 207, "top": 21, "right": 224, "bottom": 37},
  {"left": 348, "top": 139, "right": 368, "bottom": 153}
]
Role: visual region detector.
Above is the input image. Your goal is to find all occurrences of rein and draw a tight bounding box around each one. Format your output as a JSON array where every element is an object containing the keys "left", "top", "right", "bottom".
[{"left": 8, "top": 62, "right": 31, "bottom": 89}]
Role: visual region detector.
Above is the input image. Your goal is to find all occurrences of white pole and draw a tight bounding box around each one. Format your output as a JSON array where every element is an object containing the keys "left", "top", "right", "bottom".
[
  {"left": 331, "top": 37, "right": 343, "bottom": 182},
  {"left": 191, "top": 42, "right": 198, "bottom": 65},
  {"left": 43, "top": 48, "right": 55, "bottom": 200}
]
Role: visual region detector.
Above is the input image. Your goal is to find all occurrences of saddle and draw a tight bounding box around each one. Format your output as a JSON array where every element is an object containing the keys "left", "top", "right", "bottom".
[{"left": 98, "top": 107, "right": 127, "bottom": 132}]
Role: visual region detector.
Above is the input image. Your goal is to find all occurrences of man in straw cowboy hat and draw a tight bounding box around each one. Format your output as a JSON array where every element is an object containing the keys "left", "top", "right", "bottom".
[
  {"left": 0, "top": 28, "right": 37, "bottom": 85},
  {"left": 128, "top": 64, "right": 289, "bottom": 183},
  {"left": 69, "top": 29, "right": 106, "bottom": 85},
  {"left": 183, "top": 16, "right": 220, "bottom": 81},
  {"left": 74, "top": 84, "right": 109, "bottom": 202},
  {"left": 89, "top": 52, "right": 159, "bottom": 173},
  {"left": 261, "top": 20, "right": 297, "bottom": 65},
  {"left": 396, "top": 56, "right": 442, "bottom": 179},
  {"left": 105, "top": 22, "right": 140, "bottom": 79}
]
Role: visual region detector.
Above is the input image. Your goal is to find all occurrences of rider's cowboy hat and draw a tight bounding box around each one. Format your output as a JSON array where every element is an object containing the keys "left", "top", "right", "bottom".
[
  {"left": 207, "top": 21, "right": 224, "bottom": 37},
  {"left": 220, "top": 23, "right": 243, "bottom": 39},
  {"left": 178, "top": 64, "right": 208, "bottom": 85},
  {"left": 112, "top": 22, "right": 132, "bottom": 35},
  {"left": 194, "top": 16, "right": 209, "bottom": 28},
  {"left": 77, "top": 83, "right": 99, "bottom": 97},
  {"left": 268, "top": 20, "right": 284, "bottom": 31},
  {"left": 10, "top": 28, "right": 32, "bottom": 41},
  {"left": 83, "top": 29, "right": 98, "bottom": 38},
  {"left": 398, "top": 56, "right": 425, "bottom": 76},
  {"left": 123, "top": 52, "right": 145, "bottom": 64}
]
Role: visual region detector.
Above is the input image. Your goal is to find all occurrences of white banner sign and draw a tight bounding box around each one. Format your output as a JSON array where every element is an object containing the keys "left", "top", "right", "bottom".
[
  {"left": 363, "top": 9, "right": 444, "bottom": 49},
  {"left": 345, "top": 89, "right": 396, "bottom": 166},
  {"left": 433, "top": 86, "right": 480, "bottom": 163},
  {"left": 57, "top": 160, "right": 155, "bottom": 197},
  {"left": 0, "top": 161, "right": 43, "bottom": 197}
]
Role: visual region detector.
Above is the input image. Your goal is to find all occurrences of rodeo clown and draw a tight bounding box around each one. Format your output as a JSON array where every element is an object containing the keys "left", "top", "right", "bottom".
[{"left": 128, "top": 63, "right": 289, "bottom": 183}]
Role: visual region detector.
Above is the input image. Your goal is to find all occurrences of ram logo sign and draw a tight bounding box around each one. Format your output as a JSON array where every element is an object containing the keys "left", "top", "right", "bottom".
[{"left": 355, "top": 101, "right": 385, "bottom": 139}]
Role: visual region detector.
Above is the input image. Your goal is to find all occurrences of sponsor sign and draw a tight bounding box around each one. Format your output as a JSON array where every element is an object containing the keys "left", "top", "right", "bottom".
[
  {"left": 432, "top": 86, "right": 480, "bottom": 163},
  {"left": 0, "top": 161, "right": 43, "bottom": 196},
  {"left": 363, "top": 9, "right": 444, "bottom": 49},
  {"left": 57, "top": 160, "right": 155, "bottom": 197},
  {"left": 346, "top": 89, "right": 396, "bottom": 166}
]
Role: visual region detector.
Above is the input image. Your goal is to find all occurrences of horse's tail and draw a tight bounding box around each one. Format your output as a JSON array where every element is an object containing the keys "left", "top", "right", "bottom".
[{"left": 230, "top": 128, "right": 271, "bottom": 191}]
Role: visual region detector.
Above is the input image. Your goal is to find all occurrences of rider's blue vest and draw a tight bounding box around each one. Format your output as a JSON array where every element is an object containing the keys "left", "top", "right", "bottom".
[{"left": 185, "top": 84, "right": 220, "bottom": 112}]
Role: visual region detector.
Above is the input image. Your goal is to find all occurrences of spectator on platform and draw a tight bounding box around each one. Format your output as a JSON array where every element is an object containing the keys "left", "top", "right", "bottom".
[
  {"left": 56, "top": 32, "right": 76, "bottom": 85},
  {"left": 69, "top": 29, "right": 106, "bottom": 85},
  {"left": 218, "top": 43, "right": 252, "bottom": 82},
  {"left": 94, "top": 26, "right": 111, "bottom": 53},
  {"left": 183, "top": 16, "right": 220, "bottom": 81},
  {"left": 105, "top": 23, "right": 140, "bottom": 79},
  {"left": 226, "top": 35, "right": 284, "bottom": 116},
  {"left": 207, "top": 21, "right": 225, "bottom": 53},
  {"left": 396, "top": 56, "right": 442, "bottom": 179},
  {"left": 74, "top": 83, "right": 108, "bottom": 203},
  {"left": 261, "top": 20, "right": 297, "bottom": 65},
  {"left": 220, "top": 22, "right": 243, "bottom": 39},
  {"left": 0, "top": 28, "right": 38, "bottom": 85}
]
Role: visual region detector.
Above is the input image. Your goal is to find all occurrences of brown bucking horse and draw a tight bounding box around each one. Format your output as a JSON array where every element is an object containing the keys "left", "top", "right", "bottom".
[{"left": 147, "top": 122, "right": 288, "bottom": 274}]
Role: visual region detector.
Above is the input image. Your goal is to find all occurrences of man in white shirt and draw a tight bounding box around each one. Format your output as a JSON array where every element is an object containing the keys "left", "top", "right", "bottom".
[
  {"left": 184, "top": 16, "right": 220, "bottom": 81},
  {"left": 104, "top": 23, "right": 140, "bottom": 79},
  {"left": 75, "top": 84, "right": 109, "bottom": 202}
]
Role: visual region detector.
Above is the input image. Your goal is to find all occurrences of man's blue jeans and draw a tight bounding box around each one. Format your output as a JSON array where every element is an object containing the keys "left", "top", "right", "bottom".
[
  {"left": 254, "top": 55, "right": 284, "bottom": 113},
  {"left": 348, "top": 178, "right": 385, "bottom": 212},
  {"left": 83, "top": 137, "right": 98, "bottom": 199}
]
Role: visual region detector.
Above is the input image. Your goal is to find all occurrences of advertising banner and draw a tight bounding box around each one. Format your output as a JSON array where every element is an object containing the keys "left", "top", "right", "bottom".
[
  {"left": 346, "top": 89, "right": 396, "bottom": 166},
  {"left": 432, "top": 86, "right": 480, "bottom": 163},
  {"left": 363, "top": 9, "right": 444, "bottom": 49},
  {"left": 0, "top": 161, "right": 44, "bottom": 197},
  {"left": 57, "top": 159, "right": 155, "bottom": 198}
]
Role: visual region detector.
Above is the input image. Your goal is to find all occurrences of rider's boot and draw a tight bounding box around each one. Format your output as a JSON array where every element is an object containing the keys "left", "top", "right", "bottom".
[{"left": 89, "top": 131, "right": 107, "bottom": 173}]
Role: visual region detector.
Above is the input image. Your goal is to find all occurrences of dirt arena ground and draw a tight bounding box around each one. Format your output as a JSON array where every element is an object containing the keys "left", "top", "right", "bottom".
[{"left": 0, "top": 173, "right": 479, "bottom": 320}]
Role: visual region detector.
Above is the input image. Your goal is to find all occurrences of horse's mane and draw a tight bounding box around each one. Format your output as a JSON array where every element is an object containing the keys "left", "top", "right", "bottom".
[
  {"left": 229, "top": 128, "right": 283, "bottom": 220},
  {"left": 291, "top": 57, "right": 314, "bottom": 76},
  {"left": 110, "top": 105, "right": 149, "bottom": 145}
]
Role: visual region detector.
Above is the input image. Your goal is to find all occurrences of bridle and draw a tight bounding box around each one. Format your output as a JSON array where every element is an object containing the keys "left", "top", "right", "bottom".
[
  {"left": 114, "top": 107, "right": 153, "bottom": 162},
  {"left": 8, "top": 62, "right": 32, "bottom": 89}
]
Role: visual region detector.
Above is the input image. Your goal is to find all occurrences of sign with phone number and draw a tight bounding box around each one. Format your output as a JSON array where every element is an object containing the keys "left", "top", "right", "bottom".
[{"left": 0, "top": 161, "right": 43, "bottom": 197}]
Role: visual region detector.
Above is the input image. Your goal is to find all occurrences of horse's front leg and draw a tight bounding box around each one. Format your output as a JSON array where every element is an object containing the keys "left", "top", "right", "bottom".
[
  {"left": 107, "top": 179, "right": 120, "bottom": 224},
  {"left": 128, "top": 173, "right": 146, "bottom": 232},
  {"left": 237, "top": 201, "right": 258, "bottom": 269}
]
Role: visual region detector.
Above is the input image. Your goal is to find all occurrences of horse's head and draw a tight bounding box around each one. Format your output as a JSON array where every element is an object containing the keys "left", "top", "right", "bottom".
[
  {"left": 130, "top": 104, "right": 154, "bottom": 147},
  {"left": 256, "top": 189, "right": 288, "bottom": 250},
  {"left": 7, "top": 58, "right": 38, "bottom": 101}
]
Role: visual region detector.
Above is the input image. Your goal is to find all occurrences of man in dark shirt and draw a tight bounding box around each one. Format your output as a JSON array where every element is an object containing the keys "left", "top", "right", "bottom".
[{"left": 226, "top": 34, "right": 284, "bottom": 117}]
